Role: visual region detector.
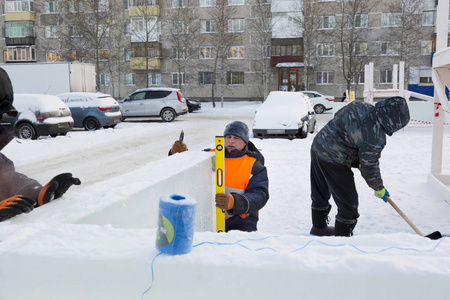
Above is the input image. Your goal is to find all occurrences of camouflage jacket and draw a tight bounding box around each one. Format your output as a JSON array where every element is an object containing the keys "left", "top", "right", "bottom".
[{"left": 311, "top": 97, "right": 409, "bottom": 190}]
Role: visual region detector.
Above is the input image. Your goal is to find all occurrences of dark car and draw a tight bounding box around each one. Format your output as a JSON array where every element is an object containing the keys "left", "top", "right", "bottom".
[{"left": 186, "top": 98, "right": 201, "bottom": 113}]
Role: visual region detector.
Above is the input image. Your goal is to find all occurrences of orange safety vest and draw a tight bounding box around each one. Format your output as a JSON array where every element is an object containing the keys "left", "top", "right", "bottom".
[{"left": 224, "top": 155, "right": 257, "bottom": 220}]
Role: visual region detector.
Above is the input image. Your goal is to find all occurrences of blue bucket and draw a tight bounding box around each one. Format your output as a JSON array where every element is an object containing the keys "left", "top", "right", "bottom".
[{"left": 155, "top": 194, "right": 196, "bottom": 255}]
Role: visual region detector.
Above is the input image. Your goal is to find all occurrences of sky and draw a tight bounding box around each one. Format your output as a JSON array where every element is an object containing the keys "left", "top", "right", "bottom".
[{"left": 0, "top": 101, "right": 449, "bottom": 300}]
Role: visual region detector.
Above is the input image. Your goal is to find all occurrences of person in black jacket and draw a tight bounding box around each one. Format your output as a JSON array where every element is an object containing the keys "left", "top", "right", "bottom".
[
  {"left": 170, "top": 121, "right": 269, "bottom": 232},
  {"left": 0, "top": 67, "right": 81, "bottom": 222},
  {"left": 310, "top": 97, "right": 410, "bottom": 236}
]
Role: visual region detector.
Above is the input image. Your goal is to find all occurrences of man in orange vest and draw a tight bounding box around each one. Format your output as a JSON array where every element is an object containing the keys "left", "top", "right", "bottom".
[{"left": 171, "top": 121, "right": 269, "bottom": 232}]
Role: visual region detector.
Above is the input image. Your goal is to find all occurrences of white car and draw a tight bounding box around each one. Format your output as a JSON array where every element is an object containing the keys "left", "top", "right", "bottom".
[
  {"left": 253, "top": 91, "right": 316, "bottom": 139},
  {"left": 301, "top": 91, "right": 334, "bottom": 114},
  {"left": 119, "top": 87, "right": 188, "bottom": 122}
]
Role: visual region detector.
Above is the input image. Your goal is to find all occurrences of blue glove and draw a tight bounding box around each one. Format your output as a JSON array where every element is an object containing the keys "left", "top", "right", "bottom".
[{"left": 374, "top": 188, "right": 389, "bottom": 202}]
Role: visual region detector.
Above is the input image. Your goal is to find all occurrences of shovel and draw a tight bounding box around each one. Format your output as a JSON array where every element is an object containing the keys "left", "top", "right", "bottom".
[{"left": 386, "top": 196, "right": 443, "bottom": 240}]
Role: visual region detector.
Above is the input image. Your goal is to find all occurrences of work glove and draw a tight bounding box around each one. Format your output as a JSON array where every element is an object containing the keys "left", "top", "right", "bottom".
[
  {"left": 171, "top": 140, "right": 187, "bottom": 154},
  {"left": 37, "top": 173, "right": 81, "bottom": 207},
  {"left": 215, "top": 193, "right": 235, "bottom": 210},
  {"left": 0, "top": 195, "right": 36, "bottom": 222},
  {"left": 374, "top": 187, "right": 390, "bottom": 202}
]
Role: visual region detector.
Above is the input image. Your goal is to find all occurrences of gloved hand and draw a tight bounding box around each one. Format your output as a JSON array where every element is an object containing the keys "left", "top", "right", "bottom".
[
  {"left": 0, "top": 195, "right": 36, "bottom": 222},
  {"left": 374, "top": 187, "right": 390, "bottom": 202},
  {"left": 215, "top": 193, "right": 235, "bottom": 210},
  {"left": 171, "top": 140, "right": 187, "bottom": 154},
  {"left": 37, "top": 173, "right": 81, "bottom": 206}
]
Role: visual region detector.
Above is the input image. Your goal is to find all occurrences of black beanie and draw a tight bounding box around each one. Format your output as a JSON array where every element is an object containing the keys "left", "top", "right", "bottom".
[{"left": 223, "top": 121, "right": 249, "bottom": 144}]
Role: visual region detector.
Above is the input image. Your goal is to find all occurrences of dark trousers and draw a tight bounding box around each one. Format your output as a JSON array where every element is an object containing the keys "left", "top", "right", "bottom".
[
  {"left": 226, "top": 214, "right": 257, "bottom": 232},
  {"left": 310, "top": 150, "right": 359, "bottom": 222}
]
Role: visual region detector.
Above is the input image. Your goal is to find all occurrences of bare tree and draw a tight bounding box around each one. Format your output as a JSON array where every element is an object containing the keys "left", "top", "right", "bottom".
[
  {"left": 164, "top": 1, "right": 203, "bottom": 96},
  {"left": 335, "top": 0, "right": 375, "bottom": 93},
  {"left": 385, "top": 0, "right": 427, "bottom": 88},
  {"left": 247, "top": 0, "right": 272, "bottom": 100},
  {"left": 128, "top": 0, "right": 162, "bottom": 88},
  {"left": 208, "top": 0, "right": 238, "bottom": 108}
]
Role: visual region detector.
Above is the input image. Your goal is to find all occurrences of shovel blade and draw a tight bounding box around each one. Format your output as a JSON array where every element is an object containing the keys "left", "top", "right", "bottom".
[{"left": 425, "top": 231, "right": 442, "bottom": 240}]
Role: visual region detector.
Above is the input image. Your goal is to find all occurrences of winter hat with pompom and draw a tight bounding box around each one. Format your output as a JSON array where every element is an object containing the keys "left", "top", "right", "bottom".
[{"left": 223, "top": 121, "right": 249, "bottom": 144}]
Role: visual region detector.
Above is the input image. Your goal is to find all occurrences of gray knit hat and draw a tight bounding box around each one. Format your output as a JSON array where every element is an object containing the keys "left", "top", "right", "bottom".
[{"left": 224, "top": 121, "right": 249, "bottom": 144}]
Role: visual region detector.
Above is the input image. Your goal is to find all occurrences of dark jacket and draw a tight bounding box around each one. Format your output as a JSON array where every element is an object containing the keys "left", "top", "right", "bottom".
[
  {"left": 311, "top": 97, "right": 410, "bottom": 190},
  {"left": 225, "top": 141, "right": 269, "bottom": 219}
]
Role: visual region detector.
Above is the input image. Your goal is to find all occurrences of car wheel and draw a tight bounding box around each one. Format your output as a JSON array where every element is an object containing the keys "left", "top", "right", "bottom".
[
  {"left": 83, "top": 117, "right": 101, "bottom": 131},
  {"left": 314, "top": 104, "right": 326, "bottom": 114},
  {"left": 16, "top": 123, "right": 37, "bottom": 140},
  {"left": 161, "top": 108, "right": 176, "bottom": 122}
]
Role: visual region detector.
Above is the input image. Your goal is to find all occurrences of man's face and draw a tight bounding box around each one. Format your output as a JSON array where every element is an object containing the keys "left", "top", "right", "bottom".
[{"left": 225, "top": 135, "right": 246, "bottom": 152}]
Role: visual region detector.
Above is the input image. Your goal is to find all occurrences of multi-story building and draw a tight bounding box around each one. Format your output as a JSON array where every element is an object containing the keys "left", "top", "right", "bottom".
[{"left": 0, "top": 0, "right": 443, "bottom": 101}]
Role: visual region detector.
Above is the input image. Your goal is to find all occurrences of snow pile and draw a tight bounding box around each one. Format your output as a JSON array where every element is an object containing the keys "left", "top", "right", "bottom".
[{"left": 0, "top": 101, "right": 449, "bottom": 300}]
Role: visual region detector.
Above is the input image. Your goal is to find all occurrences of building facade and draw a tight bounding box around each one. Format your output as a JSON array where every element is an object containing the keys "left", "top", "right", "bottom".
[{"left": 0, "top": 0, "right": 443, "bottom": 100}]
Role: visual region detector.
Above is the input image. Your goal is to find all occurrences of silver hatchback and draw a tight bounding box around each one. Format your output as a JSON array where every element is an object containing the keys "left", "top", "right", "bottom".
[{"left": 119, "top": 87, "right": 188, "bottom": 122}]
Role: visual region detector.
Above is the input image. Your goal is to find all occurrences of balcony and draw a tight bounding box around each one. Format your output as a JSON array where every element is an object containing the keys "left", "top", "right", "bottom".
[
  {"left": 5, "top": 12, "right": 36, "bottom": 22},
  {"left": 130, "top": 58, "right": 161, "bottom": 70},
  {"left": 5, "top": 36, "right": 35, "bottom": 46},
  {"left": 128, "top": 5, "right": 160, "bottom": 17}
]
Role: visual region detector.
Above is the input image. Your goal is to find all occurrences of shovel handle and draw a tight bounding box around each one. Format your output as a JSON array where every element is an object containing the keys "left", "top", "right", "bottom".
[{"left": 386, "top": 196, "right": 424, "bottom": 236}]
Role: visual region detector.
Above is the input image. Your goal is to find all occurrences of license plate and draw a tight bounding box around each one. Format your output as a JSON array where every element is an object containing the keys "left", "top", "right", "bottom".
[
  {"left": 58, "top": 123, "right": 69, "bottom": 128},
  {"left": 114, "top": 118, "right": 120, "bottom": 123},
  {"left": 266, "top": 129, "right": 285, "bottom": 134}
]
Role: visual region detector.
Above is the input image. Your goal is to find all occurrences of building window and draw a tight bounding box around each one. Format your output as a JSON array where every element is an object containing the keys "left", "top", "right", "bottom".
[
  {"left": 98, "top": 24, "right": 110, "bottom": 37},
  {"left": 228, "top": 19, "right": 245, "bottom": 33},
  {"left": 172, "top": 72, "right": 186, "bottom": 85},
  {"left": 172, "top": 0, "right": 187, "bottom": 8},
  {"left": 100, "top": 73, "right": 111, "bottom": 86},
  {"left": 199, "top": 46, "right": 216, "bottom": 59},
  {"left": 227, "top": 72, "right": 244, "bottom": 85},
  {"left": 318, "top": 16, "right": 335, "bottom": 29},
  {"left": 44, "top": 1, "right": 56, "bottom": 13},
  {"left": 200, "top": 0, "right": 216, "bottom": 6},
  {"left": 172, "top": 47, "right": 186, "bottom": 60},
  {"left": 348, "top": 14, "right": 368, "bottom": 28},
  {"left": 5, "top": 0, "right": 33, "bottom": 13},
  {"left": 99, "top": 49, "right": 110, "bottom": 61},
  {"left": 199, "top": 72, "right": 215, "bottom": 85},
  {"left": 316, "top": 71, "right": 334, "bottom": 84},
  {"left": 354, "top": 42, "right": 367, "bottom": 56},
  {"left": 129, "top": 0, "right": 159, "bottom": 5},
  {"left": 131, "top": 45, "right": 160, "bottom": 58},
  {"left": 317, "top": 43, "right": 335, "bottom": 57},
  {"left": 46, "top": 50, "right": 60, "bottom": 62},
  {"left": 419, "top": 68, "right": 432, "bottom": 85},
  {"left": 262, "top": 18, "right": 272, "bottom": 32},
  {"left": 381, "top": 13, "right": 401, "bottom": 27},
  {"left": 422, "top": 11, "right": 436, "bottom": 26},
  {"left": 5, "top": 46, "right": 36, "bottom": 62},
  {"left": 421, "top": 40, "right": 433, "bottom": 55},
  {"left": 227, "top": 46, "right": 244, "bottom": 59},
  {"left": 351, "top": 72, "right": 364, "bottom": 84},
  {"left": 45, "top": 26, "right": 57, "bottom": 38},
  {"left": 172, "top": 21, "right": 187, "bottom": 34},
  {"left": 126, "top": 73, "right": 136, "bottom": 86},
  {"left": 271, "top": 45, "right": 300, "bottom": 56},
  {"left": 96, "top": 0, "right": 109, "bottom": 11},
  {"left": 148, "top": 73, "right": 161, "bottom": 86},
  {"left": 71, "top": 50, "right": 84, "bottom": 62},
  {"left": 262, "top": 0, "right": 271, "bottom": 3},
  {"left": 70, "top": 26, "right": 83, "bottom": 37},
  {"left": 380, "top": 41, "right": 399, "bottom": 56},
  {"left": 380, "top": 69, "right": 392, "bottom": 84},
  {"left": 69, "top": 1, "right": 83, "bottom": 13},
  {"left": 263, "top": 45, "right": 271, "bottom": 58},
  {"left": 228, "top": 0, "right": 244, "bottom": 6},
  {"left": 125, "top": 49, "right": 130, "bottom": 61},
  {"left": 6, "top": 21, "right": 33, "bottom": 38},
  {"left": 124, "top": 23, "right": 131, "bottom": 36},
  {"left": 201, "top": 20, "right": 216, "bottom": 33}
]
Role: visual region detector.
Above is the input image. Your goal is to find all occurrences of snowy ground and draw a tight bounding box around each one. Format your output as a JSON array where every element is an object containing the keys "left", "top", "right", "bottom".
[{"left": 1, "top": 101, "right": 450, "bottom": 299}]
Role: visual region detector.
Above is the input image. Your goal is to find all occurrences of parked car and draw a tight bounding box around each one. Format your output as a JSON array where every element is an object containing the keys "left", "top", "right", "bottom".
[
  {"left": 301, "top": 91, "right": 334, "bottom": 114},
  {"left": 118, "top": 87, "right": 188, "bottom": 122},
  {"left": 186, "top": 98, "right": 201, "bottom": 113},
  {"left": 57, "top": 92, "right": 122, "bottom": 131},
  {"left": 0, "top": 94, "right": 74, "bottom": 140},
  {"left": 253, "top": 91, "right": 316, "bottom": 139}
]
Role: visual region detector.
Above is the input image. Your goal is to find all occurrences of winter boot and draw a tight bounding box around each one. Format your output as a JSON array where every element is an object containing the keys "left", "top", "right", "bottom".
[
  {"left": 335, "top": 218, "right": 357, "bottom": 237},
  {"left": 310, "top": 205, "right": 334, "bottom": 236}
]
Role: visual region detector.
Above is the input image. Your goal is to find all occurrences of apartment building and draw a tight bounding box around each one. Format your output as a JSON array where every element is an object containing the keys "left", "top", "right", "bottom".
[{"left": 0, "top": 0, "right": 442, "bottom": 100}]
